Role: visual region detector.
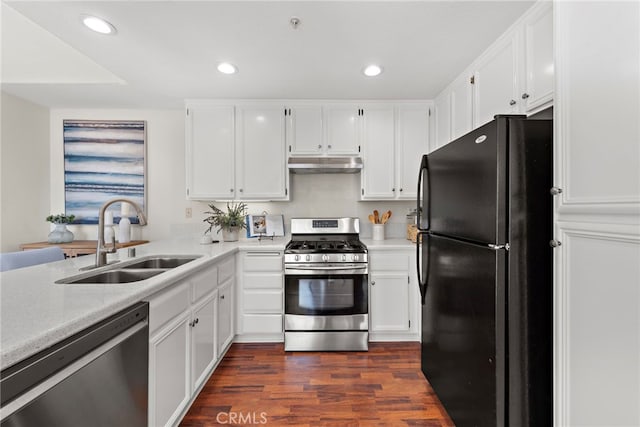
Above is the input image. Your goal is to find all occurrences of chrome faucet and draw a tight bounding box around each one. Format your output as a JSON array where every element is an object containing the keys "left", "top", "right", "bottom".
[{"left": 95, "top": 198, "right": 147, "bottom": 268}]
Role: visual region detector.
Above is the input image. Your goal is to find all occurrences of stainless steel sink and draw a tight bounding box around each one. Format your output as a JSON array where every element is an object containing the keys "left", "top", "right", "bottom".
[
  {"left": 121, "top": 256, "right": 199, "bottom": 270},
  {"left": 56, "top": 255, "right": 202, "bottom": 284}
]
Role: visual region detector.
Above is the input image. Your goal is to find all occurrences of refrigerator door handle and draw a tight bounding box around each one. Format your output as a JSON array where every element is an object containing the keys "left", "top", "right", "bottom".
[
  {"left": 488, "top": 243, "right": 510, "bottom": 251},
  {"left": 416, "top": 155, "right": 429, "bottom": 231},
  {"left": 416, "top": 231, "right": 430, "bottom": 304}
]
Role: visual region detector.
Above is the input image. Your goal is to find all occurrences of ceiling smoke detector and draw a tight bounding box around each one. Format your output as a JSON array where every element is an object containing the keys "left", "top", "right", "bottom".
[{"left": 290, "top": 16, "right": 301, "bottom": 30}]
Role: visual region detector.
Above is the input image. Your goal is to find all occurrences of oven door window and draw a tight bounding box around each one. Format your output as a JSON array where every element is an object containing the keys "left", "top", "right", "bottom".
[{"left": 285, "top": 274, "right": 368, "bottom": 316}]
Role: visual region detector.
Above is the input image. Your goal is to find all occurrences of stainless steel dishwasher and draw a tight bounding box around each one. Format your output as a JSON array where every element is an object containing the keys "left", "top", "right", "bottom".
[{"left": 0, "top": 302, "right": 149, "bottom": 427}]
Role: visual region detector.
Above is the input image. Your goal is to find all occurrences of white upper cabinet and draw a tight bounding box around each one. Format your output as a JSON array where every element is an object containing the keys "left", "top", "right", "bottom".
[
  {"left": 185, "top": 104, "right": 235, "bottom": 200},
  {"left": 323, "top": 104, "right": 361, "bottom": 155},
  {"left": 186, "top": 101, "right": 288, "bottom": 201},
  {"left": 361, "top": 105, "right": 395, "bottom": 199},
  {"left": 522, "top": 2, "right": 553, "bottom": 112},
  {"left": 450, "top": 73, "right": 473, "bottom": 141},
  {"left": 285, "top": 105, "right": 324, "bottom": 155},
  {"left": 473, "top": 30, "right": 522, "bottom": 128},
  {"left": 432, "top": 2, "right": 554, "bottom": 146},
  {"left": 433, "top": 91, "right": 451, "bottom": 151},
  {"left": 236, "top": 105, "right": 288, "bottom": 200},
  {"left": 395, "top": 105, "right": 429, "bottom": 199},
  {"left": 361, "top": 103, "right": 429, "bottom": 200}
]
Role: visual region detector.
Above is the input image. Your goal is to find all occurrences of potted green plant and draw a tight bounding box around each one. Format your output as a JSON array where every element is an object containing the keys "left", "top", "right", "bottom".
[
  {"left": 203, "top": 202, "right": 247, "bottom": 242},
  {"left": 46, "top": 213, "right": 76, "bottom": 243}
]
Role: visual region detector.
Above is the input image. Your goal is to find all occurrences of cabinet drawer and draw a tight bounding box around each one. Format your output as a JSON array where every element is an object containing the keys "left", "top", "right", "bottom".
[
  {"left": 242, "top": 273, "right": 282, "bottom": 289},
  {"left": 148, "top": 281, "right": 190, "bottom": 336},
  {"left": 242, "top": 251, "right": 283, "bottom": 272},
  {"left": 242, "top": 314, "right": 283, "bottom": 334},
  {"left": 243, "top": 290, "right": 283, "bottom": 313},
  {"left": 191, "top": 266, "right": 218, "bottom": 303},
  {"left": 369, "top": 252, "right": 410, "bottom": 272},
  {"left": 218, "top": 256, "right": 234, "bottom": 284}
]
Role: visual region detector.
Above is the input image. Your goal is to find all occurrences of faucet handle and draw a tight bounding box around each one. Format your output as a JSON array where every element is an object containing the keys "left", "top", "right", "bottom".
[{"left": 108, "top": 234, "right": 117, "bottom": 253}]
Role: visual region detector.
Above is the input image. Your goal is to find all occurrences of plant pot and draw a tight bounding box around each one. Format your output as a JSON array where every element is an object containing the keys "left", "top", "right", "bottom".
[
  {"left": 221, "top": 228, "right": 240, "bottom": 242},
  {"left": 48, "top": 223, "right": 74, "bottom": 243}
]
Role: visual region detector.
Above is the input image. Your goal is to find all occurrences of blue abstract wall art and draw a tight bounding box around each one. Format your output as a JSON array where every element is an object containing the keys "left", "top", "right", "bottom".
[{"left": 63, "top": 120, "right": 146, "bottom": 224}]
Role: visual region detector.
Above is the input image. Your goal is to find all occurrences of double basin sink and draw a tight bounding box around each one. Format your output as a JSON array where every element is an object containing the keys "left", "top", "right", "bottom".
[{"left": 56, "top": 255, "right": 202, "bottom": 284}]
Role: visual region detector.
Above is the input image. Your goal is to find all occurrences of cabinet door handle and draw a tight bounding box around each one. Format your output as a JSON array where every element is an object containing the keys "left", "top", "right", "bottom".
[
  {"left": 371, "top": 281, "right": 376, "bottom": 286},
  {"left": 521, "top": 93, "right": 530, "bottom": 99},
  {"left": 509, "top": 99, "right": 517, "bottom": 106},
  {"left": 239, "top": 188, "right": 243, "bottom": 193},
  {"left": 392, "top": 188, "right": 395, "bottom": 192},
  {"left": 230, "top": 188, "right": 233, "bottom": 193},
  {"left": 221, "top": 295, "right": 225, "bottom": 300},
  {"left": 318, "top": 144, "right": 322, "bottom": 149},
  {"left": 327, "top": 144, "right": 332, "bottom": 149},
  {"left": 245, "top": 251, "right": 281, "bottom": 257},
  {"left": 399, "top": 188, "right": 403, "bottom": 192}
]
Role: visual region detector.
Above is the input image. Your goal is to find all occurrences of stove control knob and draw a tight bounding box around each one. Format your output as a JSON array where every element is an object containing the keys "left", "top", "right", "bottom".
[
  {"left": 341, "top": 254, "right": 346, "bottom": 261},
  {"left": 305, "top": 255, "right": 311, "bottom": 262},
  {"left": 322, "top": 254, "right": 329, "bottom": 262},
  {"left": 294, "top": 254, "right": 300, "bottom": 261},
  {"left": 353, "top": 254, "right": 359, "bottom": 262}
]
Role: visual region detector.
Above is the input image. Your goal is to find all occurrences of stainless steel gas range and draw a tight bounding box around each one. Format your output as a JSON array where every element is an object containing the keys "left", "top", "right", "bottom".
[{"left": 284, "top": 218, "right": 369, "bottom": 351}]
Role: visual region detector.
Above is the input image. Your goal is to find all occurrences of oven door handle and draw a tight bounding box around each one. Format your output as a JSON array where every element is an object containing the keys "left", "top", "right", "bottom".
[{"left": 285, "top": 265, "right": 368, "bottom": 275}]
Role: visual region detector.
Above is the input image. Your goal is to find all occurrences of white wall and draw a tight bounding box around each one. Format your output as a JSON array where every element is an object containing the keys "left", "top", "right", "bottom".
[
  {"left": 49, "top": 108, "right": 416, "bottom": 242},
  {"left": 1, "top": 92, "right": 50, "bottom": 251}
]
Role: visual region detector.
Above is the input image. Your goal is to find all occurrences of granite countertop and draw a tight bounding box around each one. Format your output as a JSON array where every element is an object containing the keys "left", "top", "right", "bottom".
[{"left": 0, "top": 236, "right": 287, "bottom": 370}]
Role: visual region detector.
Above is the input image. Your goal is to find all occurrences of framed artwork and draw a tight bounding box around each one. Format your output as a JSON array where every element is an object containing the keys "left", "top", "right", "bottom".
[{"left": 63, "top": 120, "right": 146, "bottom": 224}]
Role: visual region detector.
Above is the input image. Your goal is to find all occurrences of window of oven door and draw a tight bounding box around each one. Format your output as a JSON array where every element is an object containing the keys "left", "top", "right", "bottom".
[{"left": 285, "top": 274, "right": 368, "bottom": 316}]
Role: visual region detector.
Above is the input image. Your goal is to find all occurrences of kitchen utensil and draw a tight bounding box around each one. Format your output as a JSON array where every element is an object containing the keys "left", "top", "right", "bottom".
[
  {"left": 373, "top": 210, "right": 380, "bottom": 224},
  {"left": 385, "top": 210, "right": 392, "bottom": 223},
  {"left": 380, "top": 212, "right": 389, "bottom": 224},
  {"left": 368, "top": 214, "right": 376, "bottom": 224}
]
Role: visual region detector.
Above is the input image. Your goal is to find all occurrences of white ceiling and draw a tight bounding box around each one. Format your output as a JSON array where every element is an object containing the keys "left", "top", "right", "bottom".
[{"left": 1, "top": 1, "right": 534, "bottom": 109}]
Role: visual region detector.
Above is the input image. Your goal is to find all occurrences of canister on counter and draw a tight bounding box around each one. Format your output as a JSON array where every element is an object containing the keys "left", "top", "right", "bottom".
[{"left": 406, "top": 209, "right": 418, "bottom": 242}]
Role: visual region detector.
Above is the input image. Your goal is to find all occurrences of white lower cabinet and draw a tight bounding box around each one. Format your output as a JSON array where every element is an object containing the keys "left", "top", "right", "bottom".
[
  {"left": 147, "top": 256, "right": 235, "bottom": 427},
  {"left": 190, "top": 291, "right": 217, "bottom": 393},
  {"left": 370, "top": 272, "right": 410, "bottom": 333},
  {"left": 217, "top": 277, "right": 233, "bottom": 355},
  {"left": 149, "top": 309, "right": 190, "bottom": 427},
  {"left": 368, "top": 248, "right": 420, "bottom": 341},
  {"left": 236, "top": 250, "right": 283, "bottom": 342}
]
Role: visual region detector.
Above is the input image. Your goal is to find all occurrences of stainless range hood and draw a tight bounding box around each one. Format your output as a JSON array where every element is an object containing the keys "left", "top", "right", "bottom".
[{"left": 288, "top": 156, "right": 363, "bottom": 174}]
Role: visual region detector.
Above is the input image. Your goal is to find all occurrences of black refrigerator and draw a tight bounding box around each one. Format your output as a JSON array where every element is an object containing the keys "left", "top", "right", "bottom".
[{"left": 416, "top": 115, "right": 553, "bottom": 427}]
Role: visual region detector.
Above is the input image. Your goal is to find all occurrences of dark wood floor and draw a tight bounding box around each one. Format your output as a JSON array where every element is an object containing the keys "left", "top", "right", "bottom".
[{"left": 181, "top": 342, "right": 454, "bottom": 426}]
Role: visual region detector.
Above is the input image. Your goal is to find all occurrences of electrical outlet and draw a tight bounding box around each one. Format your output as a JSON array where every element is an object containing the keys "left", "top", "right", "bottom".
[{"left": 185, "top": 207, "right": 192, "bottom": 219}]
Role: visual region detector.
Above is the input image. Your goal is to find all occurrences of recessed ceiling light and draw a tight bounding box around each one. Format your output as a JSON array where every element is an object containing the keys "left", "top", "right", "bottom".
[
  {"left": 363, "top": 65, "right": 383, "bottom": 77},
  {"left": 217, "top": 62, "right": 238, "bottom": 75},
  {"left": 81, "top": 15, "right": 116, "bottom": 35}
]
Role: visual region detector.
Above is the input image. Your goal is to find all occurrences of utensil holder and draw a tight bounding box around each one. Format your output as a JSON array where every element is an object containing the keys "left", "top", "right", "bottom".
[{"left": 372, "top": 224, "right": 385, "bottom": 241}]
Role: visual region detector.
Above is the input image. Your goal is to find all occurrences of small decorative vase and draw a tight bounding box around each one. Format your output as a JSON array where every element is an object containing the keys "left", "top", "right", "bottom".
[
  {"left": 221, "top": 228, "right": 239, "bottom": 242},
  {"left": 48, "top": 223, "right": 74, "bottom": 243}
]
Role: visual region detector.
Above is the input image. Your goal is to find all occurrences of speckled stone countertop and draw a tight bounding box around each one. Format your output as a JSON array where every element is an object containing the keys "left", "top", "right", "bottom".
[
  {"left": 0, "top": 236, "right": 287, "bottom": 370},
  {"left": 361, "top": 238, "right": 416, "bottom": 249}
]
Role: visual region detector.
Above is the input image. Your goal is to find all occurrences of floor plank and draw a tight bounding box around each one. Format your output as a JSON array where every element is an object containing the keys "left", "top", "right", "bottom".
[{"left": 180, "top": 342, "right": 454, "bottom": 426}]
